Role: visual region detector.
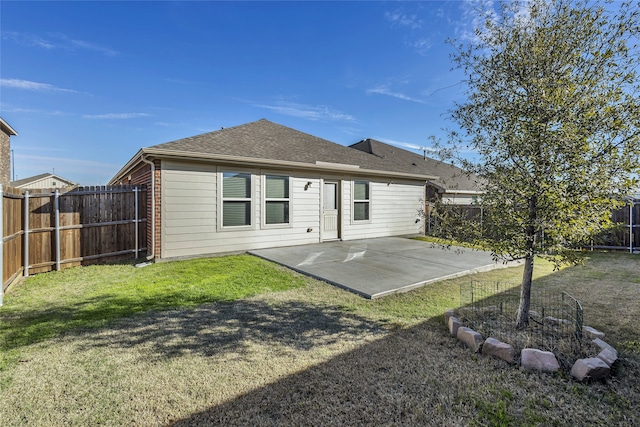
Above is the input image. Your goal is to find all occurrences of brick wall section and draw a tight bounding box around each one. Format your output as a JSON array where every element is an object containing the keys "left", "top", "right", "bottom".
[
  {"left": 152, "top": 160, "right": 161, "bottom": 258},
  {"left": 0, "top": 130, "right": 10, "bottom": 186},
  {"left": 119, "top": 159, "right": 161, "bottom": 259}
]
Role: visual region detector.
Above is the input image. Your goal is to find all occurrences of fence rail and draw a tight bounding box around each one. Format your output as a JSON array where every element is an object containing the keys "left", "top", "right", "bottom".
[
  {"left": 460, "top": 281, "right": 585, "bottom": 363},
  {"left": 427, "top": 200, "right": 640, "bottom": 252},
  {"left": 1, "top": 185, "right": 147, "bottom": 304}
]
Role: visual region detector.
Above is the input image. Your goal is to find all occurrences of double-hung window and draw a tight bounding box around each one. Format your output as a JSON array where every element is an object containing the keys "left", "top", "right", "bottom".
[
  {"left": 265, "top": 175, "right": 290, "bottom": 225},
  {"left": 353, "top": 180, "right": 370, "bottom": 221},
  {"left": 222, "top": 172, "right": 252, "bottom": 227}
]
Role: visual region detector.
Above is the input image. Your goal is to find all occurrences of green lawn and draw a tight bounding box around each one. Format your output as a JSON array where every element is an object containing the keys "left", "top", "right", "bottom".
[
  {"left": 0, "top": 249, "right": 638, "bottom": 426},
  {"left": 0, "top": 255, "right": 307, "bottom": 366}
]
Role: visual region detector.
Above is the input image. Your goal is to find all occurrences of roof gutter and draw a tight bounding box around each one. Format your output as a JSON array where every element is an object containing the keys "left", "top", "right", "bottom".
[
  {"left": 108, "top": 149, "right": 145, "bottom": 185},
  {"left": 139, "top": 148, "right": 440, "bottom": 181}
]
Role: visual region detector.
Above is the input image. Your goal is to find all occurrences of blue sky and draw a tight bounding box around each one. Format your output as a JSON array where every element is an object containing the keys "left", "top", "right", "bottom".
[{"left": 1, "top": 1, "right": 480, "bottom": 185}]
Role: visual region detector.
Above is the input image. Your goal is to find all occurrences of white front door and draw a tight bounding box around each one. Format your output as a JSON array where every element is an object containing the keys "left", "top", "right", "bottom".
[{"left": 322, "top": 181, "right": 339, "bottom": 240}]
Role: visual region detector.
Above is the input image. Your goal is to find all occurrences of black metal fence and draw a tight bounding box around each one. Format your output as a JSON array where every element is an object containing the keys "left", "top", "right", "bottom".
[
  {"left": 426, "top": 199, "right": 639, "bottom": 253},
  {"left": 458, "top": 281, "right": 586, "bottom": 367}
]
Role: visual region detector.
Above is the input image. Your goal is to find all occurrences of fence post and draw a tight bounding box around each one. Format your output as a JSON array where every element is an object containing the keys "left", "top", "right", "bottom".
[
  {"left": 630, "top": 201, "right": 634, "bottom": 254},
  {"left": 0, "top": 185, "right": 4, "bottom": 306},
  {"left": 54, "top": 189, "right": 61, "bottom": 271},
  {"left": 24, "top": 190, "right": 29, "bottom": 277},
  {"left": 575, "top": 299, "right": 583, "bottom": 343},
  {"left": 134, "top": 186, "right": 139, "bottom": 259}
]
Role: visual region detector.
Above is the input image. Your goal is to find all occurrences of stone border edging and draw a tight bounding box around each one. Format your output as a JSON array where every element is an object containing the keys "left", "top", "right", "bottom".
[{"left": 444, "top": 309, "right": 619, "bottom": 381}]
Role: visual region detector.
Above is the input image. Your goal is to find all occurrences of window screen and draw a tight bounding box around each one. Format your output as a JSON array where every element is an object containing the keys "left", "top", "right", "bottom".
[
  {"left": 353, "top": 180, "right": 370, "bottom": 221},
  {"left": 222, "top": 172, "right": 251, "bottom": 227},
  {"left": 265, "top": 175, "right": 290, "bottom": 225}
]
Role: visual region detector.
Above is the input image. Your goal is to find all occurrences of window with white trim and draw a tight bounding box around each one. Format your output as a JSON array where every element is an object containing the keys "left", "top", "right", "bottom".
[
  {"left": 353, "top": 180, "right": 370, "bottom": 221},
  {"left": 222, "top": 172, "right": 252, "bottom": 227},
  {"left": 264, "top": 175, "right": 290, "bottom": 225}
]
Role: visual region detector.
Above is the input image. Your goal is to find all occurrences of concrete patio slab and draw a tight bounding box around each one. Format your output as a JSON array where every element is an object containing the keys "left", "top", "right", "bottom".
[{"left": 249, "top": 237, "right": 516, "bottom": 299}]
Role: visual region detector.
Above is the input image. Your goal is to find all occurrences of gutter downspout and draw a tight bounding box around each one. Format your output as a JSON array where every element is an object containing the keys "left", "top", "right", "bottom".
[{"left": 140, "top": 155, "right": 155, "bottom": 261}]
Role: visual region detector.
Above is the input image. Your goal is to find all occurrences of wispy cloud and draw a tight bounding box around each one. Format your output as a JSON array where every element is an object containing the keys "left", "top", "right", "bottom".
[
  {"left": 60, "top": 35, "right": 119, "bottom": 56},
  {"left": 384, "top": 6, "right": 438, "bottom": 55},
  {"left": 248, "top": 98, "right": 356, "bottom": 122},
  {"left": 366, "top": 85, "right": 427, "bottom": 104},
  {"left": 375, "top": 137, "right": 437, "bottom": 153},
  {"left": 2, "top": 31, "right": 56, "bottom": 49},
  {"left": 458, "top": 0, "right": 498, "bottom": 42},
  {"left": 83, "top": 113, "right": 152, "bottom": 120},
  {"left": 0, "top": 105, "right": 69, "bottom": 116},
  {"left": 1, "top": 78, "right": 78, "bottom": 93},
  {"left": 385, "top": 10, "right": 423, "bottom": 29},
  {"left": 3, "top": 31, "right": 118, "bottom": 56},
  {"left": 407, "top": 37, "right": 434, "bottom": 56}
]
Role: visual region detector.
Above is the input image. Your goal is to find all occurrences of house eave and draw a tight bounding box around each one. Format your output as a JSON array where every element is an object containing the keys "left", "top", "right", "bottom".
[
  {"left": 108, "top": 149, "right": 145, "bottom": 185},
  {"left": 0, "top": 118, "right": 18, "bottom": 136},
  {"left": 111, "top": 148, "right": 439, "bottom": 184}
]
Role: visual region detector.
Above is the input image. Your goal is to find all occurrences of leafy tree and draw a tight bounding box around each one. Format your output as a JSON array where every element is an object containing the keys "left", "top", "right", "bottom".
[{"left": 445, "top": 0, "right": 640, "bottom": 329}]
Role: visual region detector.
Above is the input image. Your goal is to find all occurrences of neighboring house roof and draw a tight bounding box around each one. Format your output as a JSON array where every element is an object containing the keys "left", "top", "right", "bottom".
[
  {"left": 110, "top": 119, "right": 439, "bottom": 183},
  {"left": 10, "top": 173, "right": 76, "bottom": 189},
  {"left": 349, "top": 138, "right": 483, "bottom": 194},
  {"left": 0, "top": 117, "right": 18, "bottom": 136}
]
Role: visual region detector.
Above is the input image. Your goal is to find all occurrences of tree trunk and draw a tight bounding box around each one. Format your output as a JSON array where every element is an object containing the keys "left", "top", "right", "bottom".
[
  {"left": 516, "top": 195, "right": 538, "bottom": 330},
  {"left": 516, "top": 254, "right": 534, "bottom": 330}
]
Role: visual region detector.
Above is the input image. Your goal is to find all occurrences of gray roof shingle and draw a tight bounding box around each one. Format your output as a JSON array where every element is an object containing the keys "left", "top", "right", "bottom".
[
  {"left": 349, "top": 138, "right": 482, "bottom": 193},
  {"left": 148, "top": 119, "right": 436, "bottom": 179},
  {"left": 10, "top": 173, "right": 76, "bottom": 188}
]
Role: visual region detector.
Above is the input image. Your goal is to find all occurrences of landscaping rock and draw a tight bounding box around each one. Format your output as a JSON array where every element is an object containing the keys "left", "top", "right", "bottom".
[
  {"left": 571, "top": 357, "right": 610, "bottom": 381},
  {"left": 597, "top": 347, "right": 618, "bottom": 367},
  {"left": 482, "top": 337, "right": 515, "bottom": 363},
  {"left": 592, "top": 338, "right": 618, "bottom": 367},
  {"left": 521, "top": 348, "right": 560, "bottom": 373},
  {"left": 457, "top": 327, "right": 484, "bottom": 352},
  {"left": 448, "top": 316, "right": 462, "bottom": 337},
  {"left": 583, "top": 326, "right": 605, "bottom": 339},
  {"left": 444, "top": 309, "right": 455, "bottom": 326},
  {"left": 592, "top": 338, "right": 617, "bottom": 355}
]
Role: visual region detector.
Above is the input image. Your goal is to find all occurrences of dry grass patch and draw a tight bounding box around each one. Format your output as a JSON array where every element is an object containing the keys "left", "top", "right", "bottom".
[{"left": 0, "top": 251, "right": 638, "bottom": 426}]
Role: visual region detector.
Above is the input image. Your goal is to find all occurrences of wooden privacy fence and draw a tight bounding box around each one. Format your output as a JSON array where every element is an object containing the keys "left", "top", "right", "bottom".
[{"left": 1, "top": 185, "right": 147, "bottom": 303}]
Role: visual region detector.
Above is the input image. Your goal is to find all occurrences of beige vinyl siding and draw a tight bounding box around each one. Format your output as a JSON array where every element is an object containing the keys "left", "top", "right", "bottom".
[
  {"left": 161, "top": 160, "right": 322, "bottom": 258},
  {"left": 161, "top": 160, "right": 424, "bottom": 258},
  {"left": 342, "top": 178, "right": 424, "bottom": 240},
  {"left": 204, "top": 173, "right": 321, "bottom": 255},
  {"left": 16, "top": 176, "right": 75, "bottom": 189},
  {"left": 161, "top": 161, "right": 217, "bottom": 258}
]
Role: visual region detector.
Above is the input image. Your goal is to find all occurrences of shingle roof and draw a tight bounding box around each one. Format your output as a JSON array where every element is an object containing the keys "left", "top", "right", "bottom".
[
  {"left": 0, "top": 117, "right": 18, "bottom": 136},
  {"left": 349, "top": 138, "right": 482, "bottom": 193},
  {"left": 10, "top": 173, "right": 75, "bottom": 188},
  {"left": 147, "top": 119, "right": 436, "bottom": 179}
]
